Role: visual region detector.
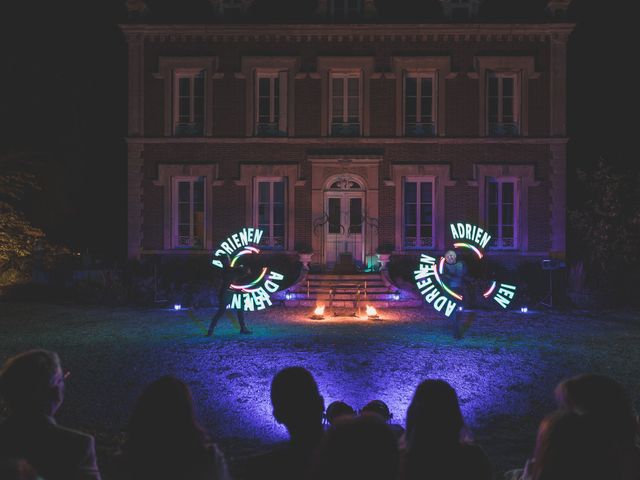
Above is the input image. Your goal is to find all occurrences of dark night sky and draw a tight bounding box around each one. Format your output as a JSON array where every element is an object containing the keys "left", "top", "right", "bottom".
[{"left": 1, "top": 0, "right": 632, "bottom": 262}]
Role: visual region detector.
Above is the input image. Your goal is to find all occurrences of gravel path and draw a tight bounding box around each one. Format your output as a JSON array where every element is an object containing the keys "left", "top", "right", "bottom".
[{"left": 1, "top": 302, "right": 639, "bottom": 478}]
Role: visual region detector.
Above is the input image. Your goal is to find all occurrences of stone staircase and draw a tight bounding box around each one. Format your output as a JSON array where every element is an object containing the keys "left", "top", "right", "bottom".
[{"left": 279, "top": 272, "right": 421, "bottom": 308}]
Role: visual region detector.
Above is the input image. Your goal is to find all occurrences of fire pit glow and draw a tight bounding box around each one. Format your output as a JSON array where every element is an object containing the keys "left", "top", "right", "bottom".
[
  {"left": 310, "top": 304, "right": 325, "bottom": 320},
  {"left": 366, "top": 305, "right": 380, "bottom": 320}
]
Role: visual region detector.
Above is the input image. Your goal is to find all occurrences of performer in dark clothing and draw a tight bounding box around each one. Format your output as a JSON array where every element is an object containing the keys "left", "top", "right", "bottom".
[
  {"left": 442, "top": 250, "right": 473, "bottom": 340},
  {"left": 206, "top": 258, "right": 251, "bottom": 336}
]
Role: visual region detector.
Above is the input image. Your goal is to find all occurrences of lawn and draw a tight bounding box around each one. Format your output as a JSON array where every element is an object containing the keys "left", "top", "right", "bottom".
[{"left": 1, "top": 302, "right": 639, "bottom": 478}]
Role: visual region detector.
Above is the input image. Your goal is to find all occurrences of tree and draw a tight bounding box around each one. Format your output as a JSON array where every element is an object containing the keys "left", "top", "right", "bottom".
[
  {"left": 569, "top": 158, "right": 640, "bottom": 301},
  {"left": 0, "top": 151, "right": 66, "bottom": 287}
]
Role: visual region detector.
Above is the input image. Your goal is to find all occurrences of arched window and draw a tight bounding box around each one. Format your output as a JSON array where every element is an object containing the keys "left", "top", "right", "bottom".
[{"left": 327, "top": 176, "right": 363, "bottom": 190}]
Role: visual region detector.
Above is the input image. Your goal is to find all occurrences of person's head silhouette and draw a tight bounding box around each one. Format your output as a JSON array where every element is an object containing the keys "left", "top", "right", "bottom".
[
  {"left": 0, "top": 349, "right": 65, "bottom": 417},
  {"left": 271, "top": 367, "right": 324, "bottom": 442},
  {"left": 405, "top": 379, "right": 464, "bottom": 450}
]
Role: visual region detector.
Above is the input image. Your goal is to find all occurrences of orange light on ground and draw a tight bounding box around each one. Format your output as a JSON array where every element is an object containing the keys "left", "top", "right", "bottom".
[
  {"left": 366, "top": 305, "right": 381, "bottom": 320},
  {"left": 310, "top": 304, "right": 325, "bottom": 320}
]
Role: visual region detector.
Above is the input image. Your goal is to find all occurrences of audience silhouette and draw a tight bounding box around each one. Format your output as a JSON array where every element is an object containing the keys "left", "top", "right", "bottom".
[
  {"left": 312, "top": 414, "right": 399, "bottom": 480},
  {"left": 118, "top": 375, "right": 231, "bottom": 480},
  {"left": 1, "top": 348, "right": 638, "bottom": 480},
  {"left": 0, "top": 349, "right": 101, "bottom": 480},
  {"left": 402, "top": 379, "right": 492, "bottom": 480},
  {"left": 324, "top": 400, "right": 356, "bottom": 427},
  {"left": 246, "top": 366, "right": 325, "bottom": 480}
]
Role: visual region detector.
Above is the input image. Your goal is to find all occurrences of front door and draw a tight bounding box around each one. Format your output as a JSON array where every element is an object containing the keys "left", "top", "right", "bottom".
[{"left": 325, "top": 192, "right": 365, "bottom": 266}]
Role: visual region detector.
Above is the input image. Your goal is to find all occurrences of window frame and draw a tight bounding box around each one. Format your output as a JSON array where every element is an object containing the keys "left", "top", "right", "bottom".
[
  {"left": 485, "top": 177, "right": 519, "bottom": 250},
  {"left": 329, "top": 71, "right": 362, "bottom": 137},
  {"left": 154, "top": 57, "right": 218, "bottom": 137},
  {"left": 253, "top": 177, "right": 287, "bottom": 250},
  {"left": 330, "top": 0, "right": 362, "bottom": 19},
  {"left": 254, "top": 71, "right": 288, "bottom": 136},
  {"left": 240, "top": 57, "right": 298, "bottom": 137},
  {"left": 402, "top": 177, "right": 435, "bottom": 249},
  {"left": 171, "top": 176, "right": 207, "bottom": 250},
  {"left": 403, "top": 72, "right": 437, "bottom": 137},
  {"left": 173, "top": 68, "right": 206, "bottom": 137},
  {"left": 473, "top": 56, "right": 537, "bottom": 138},
  {"left": 392, "top": 57, "right": 452, "bottom": 137},
  {"left": 486, "top": 71, "right": 521, "bottom": 137}
]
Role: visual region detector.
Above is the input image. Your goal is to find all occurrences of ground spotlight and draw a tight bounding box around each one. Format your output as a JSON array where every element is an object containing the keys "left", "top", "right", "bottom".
[
  {"left": 392, "top": 292, "right": 400, "bottom": 301},
  {"left": 366, "top": 305, "right": 381, "bottom": 320},
  {"left": 520, "top": 306, "right": 528, "bottom": 313},
  {"left": 285, "top": 292, "right": 293, "bottom": 300},
  {"left": 173, "top": 304, "right": 182, "bottom": 311}
]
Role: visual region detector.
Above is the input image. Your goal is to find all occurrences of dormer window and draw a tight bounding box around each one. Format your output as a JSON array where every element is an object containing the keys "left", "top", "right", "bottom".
[
  {"left": 439, "top": 0, "right": 482, "bottom": 20},
  {"left": 330, "top": 0, "right": 362, "bottom": 20}
]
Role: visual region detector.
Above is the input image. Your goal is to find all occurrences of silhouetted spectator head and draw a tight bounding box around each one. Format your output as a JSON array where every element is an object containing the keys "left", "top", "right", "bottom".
[
  {"left": 0, "top": 350, "right": 65, "bottom": 416},
  {"left": 361, "top": 400, "right": 393, "bottom": 422},
  {"left": 124, "top": 375, "right": 208, "bottom": 462},
  {"left": 271, "top": 367, "right": 324, "bottom": 437},
  {"left": 313, "top": 415, "right": 399, "bottom": 480},
  {"left": 325, "top": 401, "right": 355, "bottom": 426},
  {"left": 405, "top": 379, "right": 464, "bottom": 450},
  {"left": 532, "top": 410, "right": 609, "bottom": 480},
  {"left": 555, "top": 373, "right": 637, "bottom": 447},
  {"left": 0, "top": 458, "right": 39, "bottom": 480}
]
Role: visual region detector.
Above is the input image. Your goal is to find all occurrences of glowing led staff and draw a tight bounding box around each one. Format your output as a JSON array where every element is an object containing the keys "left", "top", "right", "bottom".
[{"left": 434, "top": 257, "right": 464, "bottom": 301}]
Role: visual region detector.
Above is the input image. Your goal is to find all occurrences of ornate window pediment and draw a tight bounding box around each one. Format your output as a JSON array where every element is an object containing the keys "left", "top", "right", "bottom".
[{"left": 328, "top": 176, "right": 363, "bottom": 190}]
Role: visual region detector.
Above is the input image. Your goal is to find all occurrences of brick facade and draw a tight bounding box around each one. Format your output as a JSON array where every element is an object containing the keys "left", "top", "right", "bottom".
[{"left": 122, "top": 21, "right": 572, "bottom": 267}]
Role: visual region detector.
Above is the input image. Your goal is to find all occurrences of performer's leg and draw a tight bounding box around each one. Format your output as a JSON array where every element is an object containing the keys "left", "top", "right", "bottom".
[
  {"left": 207, "top": 304, "right": 226, "bottom": 336},
  {"left": 452, "top": 309, "right": 463, "bottom": 340},
  {"left": 237, "top": 309, "right": 251, "bottom": 334}
]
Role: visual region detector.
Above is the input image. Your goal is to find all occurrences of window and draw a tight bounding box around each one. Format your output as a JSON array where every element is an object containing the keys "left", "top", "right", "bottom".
[
  {"left": 174, "top": 69, "right": 205, "bottom": 136},
  {"left": 255, "top": 73, "right": 287, "bottom": 136},
  {"left": 255, "top": 178, "right": 286, "bottom": 249},
  {"left": 405, "top": 73, "right": 435, "bottom": 137},
  {"left": 487, "top": 72, "right": 520, "bottom": 137},
  {"left": 330, "top": 0, "right": 362, "bottom": 19},
  {"left": 403, "top": 179, "right": 434, "bottom": 248},
  {"left": 172, "top": 177, "right": 205, "bottom": 249},
  {"left": 330, "top": 73, "right": 360, "bottom": 136},
  {"left": 486, "top": 178, "right": 517, "bottom": 249}
]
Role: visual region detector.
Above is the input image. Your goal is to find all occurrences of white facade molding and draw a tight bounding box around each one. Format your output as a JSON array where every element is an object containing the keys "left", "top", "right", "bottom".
[
  {"left": 392, "top": 56, "right": 452, "bottom": 137},
  {"left": 154, "top": 56, "right": 219, "bottom": 137},
  {"left": 390, "top": 164, "right": 455, "bottom": 251}
]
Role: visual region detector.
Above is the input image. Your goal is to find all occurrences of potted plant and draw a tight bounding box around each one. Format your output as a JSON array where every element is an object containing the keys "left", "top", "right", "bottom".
[
  {"left": 375, "top": 243, "right": 394, "bottom": 270},
  {"left": 295, "top": 243, "right": 314, "bottom": 270}
]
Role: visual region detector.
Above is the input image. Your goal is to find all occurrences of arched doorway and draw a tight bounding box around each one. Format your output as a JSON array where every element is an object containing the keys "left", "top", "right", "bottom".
[{"left": 323, "top": 174, "right": 366, "bottom": 266}]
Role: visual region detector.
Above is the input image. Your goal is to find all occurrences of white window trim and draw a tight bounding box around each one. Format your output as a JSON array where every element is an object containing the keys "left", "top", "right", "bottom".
[
  {"left": 153, "top": 164, "right": 219, "bottom": 252},
  {"left": 330, "top": 0, "right": 362, "bottom": 19},
  {"left": 389, "top": 164, "right": 455, "bottom": 251},
  {"left": 402, "top": 177, "right": 436, "bottom": 249},
  {"left": 469, "top": 164, "right": 540, "bottom": 253},
  {"left": 236, "top": 164, "right": 302, "bottom": 252},
  {"left": 154, "top": 57, "right": 218, "bottom": 137},
  {"left": 171, "top": 176, "right": 207, "bottom": 249},
  {"left": 485, "top": 177, "right": 519, "bottom": 250},
  {"left": 392, "top": 57, "right": 452, "bottom": 137},
  {"left": 240, "top": 57, "right": 299, "bottom": 137},
  {"left": 254, "top": 177, "right": 287, "bottom": 249},
  {"left": 403, "top": 72, "right": 437, "bottom": 137},
  {"left": 173, "top": 69, "right": 206, "bottom": 136},
  {"left": 318, "top": 57, "right": 374, "bottom": 137},
  {"left": 329, "top": 71, "right": 362, "bottom": 136},
  {"left": 472, "top": 56, "right": 538, "bottom": 137},
  {"left": 254, "top": 71, "right": 288, "bottom": 136},
  {"left": 487, "top": 72, "right": 521, "bottom": 136}
]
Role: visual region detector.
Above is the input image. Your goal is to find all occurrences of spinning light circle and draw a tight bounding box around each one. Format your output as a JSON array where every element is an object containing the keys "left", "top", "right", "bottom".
[
  {"left": 413, "top": 222, "right": 518, "bottom": 317},
  {"left": 211, "top": 228, "right": 285, "bottom": 311}
]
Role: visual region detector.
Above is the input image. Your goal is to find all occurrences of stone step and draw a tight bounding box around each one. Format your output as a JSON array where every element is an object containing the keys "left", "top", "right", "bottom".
[{"left": 284, "top": 299, "right": 422, "bottom": 308}]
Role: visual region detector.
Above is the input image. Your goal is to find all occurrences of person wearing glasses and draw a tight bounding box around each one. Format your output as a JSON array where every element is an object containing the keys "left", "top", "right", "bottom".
[{"left": 0, "top": 349, "right": 101, "bottom": 480}]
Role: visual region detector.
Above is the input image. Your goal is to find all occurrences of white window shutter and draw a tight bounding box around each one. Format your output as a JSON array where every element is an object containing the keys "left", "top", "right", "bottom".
[{"left": 278, "top": 70, "right": 288, "bottom": 134}]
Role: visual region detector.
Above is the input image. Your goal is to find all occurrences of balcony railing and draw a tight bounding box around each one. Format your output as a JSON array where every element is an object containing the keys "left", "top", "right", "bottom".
[
  {"left": 488, "top": 122, "right": 519, "bottom": 137},
  {"left": 176, "top": 235, "right": 203, "bottom": 249},
  {"left": 405, "top": 122, "right": 435, "bottom": 137},
  {"left": 174, "top": 122, "right": 204, "bottom": 137},
  {"left": 256, "top": 122, "right": 286, "bottom": 137},
  {"left": 330, "top": 122, "right": 360, "bottom": 137}
]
